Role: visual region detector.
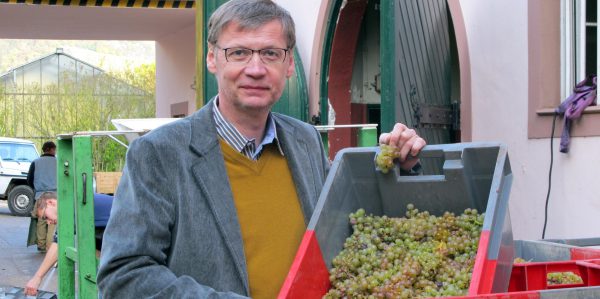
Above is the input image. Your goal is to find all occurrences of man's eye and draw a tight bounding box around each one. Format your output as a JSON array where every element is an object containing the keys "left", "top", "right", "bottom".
[
  {"left": 229, "top": 49, "right": 250, "bottom": 57},
  {"left": 261, "top": 49, "right": 281, "bottom": 58}
]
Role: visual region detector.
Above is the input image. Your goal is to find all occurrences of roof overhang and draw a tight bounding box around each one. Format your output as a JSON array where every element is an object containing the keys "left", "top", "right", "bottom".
[
  {"left": 0, "top": 0, "right": 194, "bottom": 8},
  {"left": 0, "top": 3, "right": 195, "bottom": 40}
]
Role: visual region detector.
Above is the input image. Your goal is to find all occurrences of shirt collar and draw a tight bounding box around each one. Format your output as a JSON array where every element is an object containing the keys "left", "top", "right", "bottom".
[{"left": 212, "top": 97, "right": 284, "bottom": 160}]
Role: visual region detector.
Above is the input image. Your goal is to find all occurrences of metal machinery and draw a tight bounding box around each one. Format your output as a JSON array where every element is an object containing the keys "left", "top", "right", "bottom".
[{"left": 55, "top": 130, "right": 144, "bottom": 299}]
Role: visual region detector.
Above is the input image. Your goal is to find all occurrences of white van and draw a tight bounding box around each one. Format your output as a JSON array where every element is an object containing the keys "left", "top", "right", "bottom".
[{"left": 0, "top": 137, "right": 39, "bottom": 216}]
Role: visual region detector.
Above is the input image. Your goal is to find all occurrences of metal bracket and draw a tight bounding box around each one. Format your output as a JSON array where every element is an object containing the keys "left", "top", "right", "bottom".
[
  {"left": 414, "top": 102, "right": 460, "bottom": 129},
  {"left": 408, "top": 85, "right": 461, "bottom": 129},
  {"left": 420, "top": 105, "right": 453, "bottom": 126}
]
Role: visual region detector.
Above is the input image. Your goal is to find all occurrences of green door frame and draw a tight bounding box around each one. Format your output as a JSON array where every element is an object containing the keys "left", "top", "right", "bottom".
[
  {"left": 379, "top": 0, "right": 396, "bottom": 133},
  {"left": 320, "top": 0, "right": 392, "bottom": 130},
  {"left": 319, "top": 0, "right": 344, "bottom": 127},
  {"left": 195, "top": 0, "right": 205, "bottom": 108}
]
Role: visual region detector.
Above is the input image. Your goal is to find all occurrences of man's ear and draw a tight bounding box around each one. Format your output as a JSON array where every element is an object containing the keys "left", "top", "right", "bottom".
[
  {"left": 286, "top": 50, "right": 295, "bottom": 79},
  {"left": 207, "top": 45, "right": 217, "bottom": 74}
]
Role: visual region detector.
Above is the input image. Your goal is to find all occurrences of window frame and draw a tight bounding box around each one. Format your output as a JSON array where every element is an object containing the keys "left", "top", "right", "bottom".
[
  {"left": 560, "top": 0, "right": 597, "bottom": 99},
  {"left": 528, "top": 0, "right": 600, "bottom": 139}
]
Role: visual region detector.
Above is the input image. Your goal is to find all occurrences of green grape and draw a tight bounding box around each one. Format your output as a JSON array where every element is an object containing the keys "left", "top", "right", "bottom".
[
  {"left": 547, "top": 272, "right": 583, "bottom": 285},
  {"left": 375, "top": 144, "right": 400, "bottom": 174},
  {"left": 513, "top": 257, "right": 527, "bottom": 263},
  {"left": 324, "top": 205, "right": 484, "bottom": 298}
]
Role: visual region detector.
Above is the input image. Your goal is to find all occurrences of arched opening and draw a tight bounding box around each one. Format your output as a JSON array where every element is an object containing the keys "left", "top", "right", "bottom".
[{"left": 321, "top": 0, "right": 462, "bottom": 160}]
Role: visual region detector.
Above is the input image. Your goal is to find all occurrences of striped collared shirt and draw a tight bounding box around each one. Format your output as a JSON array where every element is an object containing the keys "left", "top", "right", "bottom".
[{"left": 212, "top": 98, "right": 284, "bottom": 160}]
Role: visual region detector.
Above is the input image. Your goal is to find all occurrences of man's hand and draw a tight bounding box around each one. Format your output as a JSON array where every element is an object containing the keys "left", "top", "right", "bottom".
[
  {"left": 24, "top": 276, "right": 42, "bottom": 296},
  {"left": 379, "top": 123, "right": 426, "bottom": 171}
]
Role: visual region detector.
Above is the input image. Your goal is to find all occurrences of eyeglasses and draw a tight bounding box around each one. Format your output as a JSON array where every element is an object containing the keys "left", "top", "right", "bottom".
[{"left": 214, "top": 45, "right": 289, "bottom": 64}]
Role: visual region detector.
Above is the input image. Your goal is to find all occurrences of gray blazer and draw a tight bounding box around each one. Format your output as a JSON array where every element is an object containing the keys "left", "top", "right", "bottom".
[{"left": 97, "top": 102, "right": 330, "bottom": 298}]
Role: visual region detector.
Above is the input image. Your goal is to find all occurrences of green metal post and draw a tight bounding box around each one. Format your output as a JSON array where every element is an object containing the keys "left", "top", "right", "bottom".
[
  {"left": 320, "top": 131, "right": 329, "bottom": 157},
  {"left": 195, "top": 0, "right": 204, "bottom": 108},
  {"left": 380, "top": 0, "right": 396, "bottom": 133},
  {"left": 357, "top": 127, "right": 377, "bottom": 147},
  {"left": 57, "top": 139, "right": 75, "bottom": 299},
  {"left": 73, "top": 136, "right": 98, "bottom": 299}
]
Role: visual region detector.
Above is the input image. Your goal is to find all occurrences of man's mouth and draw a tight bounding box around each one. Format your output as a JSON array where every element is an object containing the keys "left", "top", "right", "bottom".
[{"left": 239, "top": 85, "right": 269, "bottom": 91}]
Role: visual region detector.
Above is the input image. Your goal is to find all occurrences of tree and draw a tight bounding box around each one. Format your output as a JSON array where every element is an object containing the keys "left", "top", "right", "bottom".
[{"left": 0, "top": 62, "right": 156, "bottom": 171}]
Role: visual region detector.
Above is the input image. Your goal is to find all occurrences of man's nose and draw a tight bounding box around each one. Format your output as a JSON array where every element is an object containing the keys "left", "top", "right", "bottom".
[{"left": 244, "top": 53, "right": 268, "bottom": 75}]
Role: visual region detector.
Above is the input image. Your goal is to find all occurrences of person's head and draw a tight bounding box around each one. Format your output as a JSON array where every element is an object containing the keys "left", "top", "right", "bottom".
[
  {"left": 37, "top": 191, "right": 58, "bottom": 225},
  {"left": 42, "top": 141, "right": 56, "bottom": 155},
  {"left": 206, "top": 0, "right": 296, "bottom": 117},
  {"left": 207, "top": 0, "right": 295, "bottom": 50}
]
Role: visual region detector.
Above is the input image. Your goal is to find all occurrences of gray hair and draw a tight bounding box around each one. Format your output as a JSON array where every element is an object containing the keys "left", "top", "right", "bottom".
[{"left": 207, "top": 0, "right": 296, "bottom": 49}]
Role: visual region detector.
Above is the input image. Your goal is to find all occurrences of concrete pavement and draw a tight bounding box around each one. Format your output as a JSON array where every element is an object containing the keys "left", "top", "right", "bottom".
[{"left": 0, "top": 200, "right": 57, "bottom": 295}]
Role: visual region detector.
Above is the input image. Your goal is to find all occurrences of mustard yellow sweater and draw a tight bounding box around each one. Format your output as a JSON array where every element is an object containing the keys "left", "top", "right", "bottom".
[{"left": 220, "top": 139, "right": 305, "bottom": 299}]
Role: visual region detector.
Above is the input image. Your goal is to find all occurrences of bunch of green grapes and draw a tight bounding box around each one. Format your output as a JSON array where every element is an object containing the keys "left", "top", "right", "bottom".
[
  {"left": 547, "top": 272, "right": 583, "bottom": 285},
  {"left": 513, "top": 257, "right": 528, "bottom": 263},
  {"left": 324, "top": 205, "right": 484, "bottom": 299},
  {"left": 375, "top": 144, "right": 400, "bottom": 174}
]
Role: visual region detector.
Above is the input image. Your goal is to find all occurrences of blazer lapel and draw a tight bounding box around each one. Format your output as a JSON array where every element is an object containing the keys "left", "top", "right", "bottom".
[
  {"left": 188, "top": 103, "right": 249, "bottom": 294},
  {"left": 275, "top": 118, "right": 317, "bottom": 224}
]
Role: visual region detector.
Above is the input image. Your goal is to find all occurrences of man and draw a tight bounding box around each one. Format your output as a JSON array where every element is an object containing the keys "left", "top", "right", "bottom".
[
  {"left": 27, "top": 141, "right": 57, "bottom": 252},
  {"left": 98, "top": 1, "right": 425, "bottom": 298},
  {"left": 23, "top": 191, "right": 113, "bottom": 296}
]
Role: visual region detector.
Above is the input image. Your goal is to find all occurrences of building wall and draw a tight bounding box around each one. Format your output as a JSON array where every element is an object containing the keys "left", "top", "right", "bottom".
[
  {"left": 156, "top": 24, "right": 196, "bottom": 117},
  {"left": 459, "top": 0, "right": 600, "bottom": 240},
  {"left": 276, "top": 0, "right": 321, "bottom": 85}
]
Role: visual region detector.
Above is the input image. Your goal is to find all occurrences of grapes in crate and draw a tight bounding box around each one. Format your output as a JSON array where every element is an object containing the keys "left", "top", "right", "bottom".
[
  {"left": 547, "top": 272, "right": 583, "bottom": 285},
  {"left": 324, "top": 205, "right": 484, "bottom": 298}
]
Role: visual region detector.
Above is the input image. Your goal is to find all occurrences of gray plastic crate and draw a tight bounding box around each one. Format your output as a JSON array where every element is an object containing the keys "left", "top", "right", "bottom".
[
  {"left": 306, "top": 142, "right": 514, "bottom": 295},
  {"left": 541, "top": 238, "right": 600, "bottom": 248},
  {"left": 514, "top": 239, "right": 600, "bottom": 262}
]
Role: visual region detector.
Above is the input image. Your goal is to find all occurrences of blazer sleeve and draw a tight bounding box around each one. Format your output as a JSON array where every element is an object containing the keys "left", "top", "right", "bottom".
[{"left": 96, "top": 137, "right": 248, "bottom": 299}]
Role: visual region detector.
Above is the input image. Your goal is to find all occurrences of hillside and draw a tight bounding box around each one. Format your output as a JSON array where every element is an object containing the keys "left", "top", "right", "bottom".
[{"left": 0, "top": 39, "right": 155, "bottom": 73}]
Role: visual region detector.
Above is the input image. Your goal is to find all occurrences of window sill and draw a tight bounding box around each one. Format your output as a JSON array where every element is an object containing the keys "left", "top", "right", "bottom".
[
  {"left": 530, "top": 105, "right": 600, "bottom": 139},
  {"left": 536, "top": 105, "right": 600, "bottom": 116}
]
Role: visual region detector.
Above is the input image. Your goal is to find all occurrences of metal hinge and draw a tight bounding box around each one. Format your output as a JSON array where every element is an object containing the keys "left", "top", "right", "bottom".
[{"left": 414, "top": 102, "right": 460, "bottom": 129}]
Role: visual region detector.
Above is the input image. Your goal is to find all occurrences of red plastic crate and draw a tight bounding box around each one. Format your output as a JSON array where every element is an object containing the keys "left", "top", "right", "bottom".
[
  {"left": 508, "top": 259, "right": 600, "bottom": 292},
  {"left": 513, "top": 239, "right": 600, "bottom": 263},
  {"left": 417, "top": 259, "right": 600, "bottom": 298},
  {"left": 435, "top": 240, "right": 600, "bottom": 299}
]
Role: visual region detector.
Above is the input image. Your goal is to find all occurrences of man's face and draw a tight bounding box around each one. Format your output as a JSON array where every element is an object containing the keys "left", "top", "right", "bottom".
[
  {"left": 38, "top": 199, "right": 58, "bottom": 225},
  {"left": 206, "top": 20, "right": 295, "bottom": 117}
]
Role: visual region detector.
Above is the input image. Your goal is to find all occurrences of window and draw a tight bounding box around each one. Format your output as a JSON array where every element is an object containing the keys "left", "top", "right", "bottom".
[
  {"left": 561, "top": 0, "right": 598, "bottom": 99},
  {"left": 0, "top": 143, "right": 38, "bottom": 162},
  {"left": 528, "top": 0, "right": 600, "bottom": 139}
]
